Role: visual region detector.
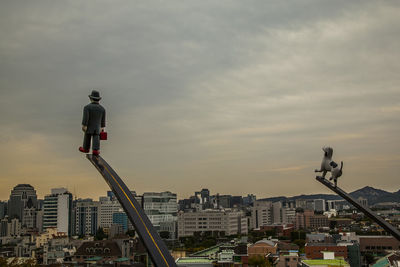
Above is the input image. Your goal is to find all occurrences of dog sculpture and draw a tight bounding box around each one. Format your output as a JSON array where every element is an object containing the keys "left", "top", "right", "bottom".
[
  {"left": 329, "top": 161, "right": 343, "bottom": 187},
  {"left": 315, "top": 146, "right": 343, "bottom": 187},
  {"left": 314, "top": 147, "right": 334, "bottom": 178}
]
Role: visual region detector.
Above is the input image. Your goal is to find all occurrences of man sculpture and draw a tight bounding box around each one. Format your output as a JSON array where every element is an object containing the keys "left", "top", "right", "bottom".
[{"left": 79, "top": 90, "right": 106, "bottom": 156}]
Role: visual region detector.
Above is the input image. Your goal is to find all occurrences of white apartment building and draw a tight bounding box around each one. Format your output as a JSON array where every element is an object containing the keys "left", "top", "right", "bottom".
[
  {"left": 284, "top": 208, "right": 296, "bottom": 224},
  {"left": 98, "top": 197, "right": 123, "bottom": 229},
  {"left": 252, "top": 201, "right": 273, "bottom": 229},
  {"left": 75, "top": 200, "right": 99, "bottom": 236},
  {"left": 178, "top": 210, "right": 247, "bottom": 238},
  {"left": 143, "top": 192, "right": 177, "bottom": 231},
  {"left": 43, "top": 188, "right": 72, "bottom": 235}
]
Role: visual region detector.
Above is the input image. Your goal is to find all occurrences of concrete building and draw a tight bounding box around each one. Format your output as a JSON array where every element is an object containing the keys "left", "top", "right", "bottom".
[
  {"left": 43, "top": 233, "right": 73, "bottom": 265},
  {"left": 0, "top": 201, "right": 6, "bottom": 219},
  {"left": 73, "top": 240, "right": 123, "bottom": 264},
  {"left": 314, "top": 199, "right": 326, "bottom": 212},
  {"left": 22, "top": 198, "right": 37, "bottom": 229},
  {"left": 143, "top": 191, "right": 177, "bottom": 238},
  {"left": 0, "top": 217, "right": 9, "bottom": 237},
  {"left": 296, "top": 199, "right": 307, "bottom": 209},
  {"left": 112, "top": 212, "right": 128, "bottom": 232},
  {"left": 276, "top": 251, "right": 300, "bottom": 267},
  {"left": 358, "top": 236, "right": 400, "bottom": 255},
  {"left": 8, "top": 184, "right": 37, "bottom": 221},
  {"left": 305, "top": 243, "right": 348, "bottom": 260},
  {"left": 0, "top": 217, "right": 21, "bottom": 239},
  {"left": 248, "top": 239, "right": 277, "bottom": 258},
  {"left": 178, "top": 210, "right": 247, "bottom": 237},
  {"left": 243, "top": 194, "right": 256, "bottom": 206},
  {"left": 285, "top": 208, "right": 296, "bottom": 224},
  {"left": 252, "top": 201, "right": 298, "bottom": 228},
  {"left": 357, "top": 197, "right": 368, "bottom": 207},
  {"left": 98, "top": 196, "right": 122, "bottom": 229},
  {"left": 36, "top": 209, "right": 44, "bottom": 233},
  {"left": 252, "top": 201, "right": 273, "bottom": 229},
  {"left": 273, "top": 202, "right": 284, "bottom": 224},
  {"left": 43, "top": 188, "right": 73, "bottom": 235},
  {"left": 75, "top": 199, "right": 99, "bottom": 236},
  {"left": 295, "top": 210, "right": 329, "bottom": 230}
]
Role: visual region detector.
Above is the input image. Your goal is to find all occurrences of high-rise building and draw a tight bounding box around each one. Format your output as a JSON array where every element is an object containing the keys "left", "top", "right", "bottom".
[
  {"left": 112, "top": 211, "right": 128, "bottom": 232},
  {"left": 22, "top": 198, "right": 37, "bottom": 229},
  {"left": 8, "top": 184, "right": 37, "bottom": 221},
  {"left": 0, "top": 217, "right": 9, "bottom": 237},
  {"left": 357, "top": 197, "right": 368, "bottom": 207},
  {"left": 75, "top": 199, "right": 99, "bottom": 236},
  {"left": 43, "top": 188, "right": 73, "bottom": 235},
  {"left": 98, "top": 196, "right": 122, "bottom": 229},
  {"left": 272, "top": 202, "right": 284, "bottom": 224},
  {"left": 200, "top": 189, "right": 210, "bottom": 205},
  {"left": 284, "top": 208, "right": 296, "bottom": 224},
  {"left": 143, "top": 191, "right": 177, "bottom": 237},
  {"left": 252, "top": 201, "right": 273, "bottom": 229},
  {"left": 0, "top": 201, "right": 7, "bottom": 219},
  {"left": 218, "top": 195, "right": 232, "bottom": 209},
  {"left": 314, "top": 199, "right": 326, "bottom": 212},
  {"left": 243, "top": 194, "right": 256, "bottom": 206}
]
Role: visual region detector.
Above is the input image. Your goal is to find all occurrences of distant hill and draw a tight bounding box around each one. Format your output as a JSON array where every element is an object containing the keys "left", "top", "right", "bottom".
[
  {"left": 349, "top": 186, "right": 400, "bottom": 205},
  {"left": 259, "top": 186, "right": 400, "bottom": 205}
]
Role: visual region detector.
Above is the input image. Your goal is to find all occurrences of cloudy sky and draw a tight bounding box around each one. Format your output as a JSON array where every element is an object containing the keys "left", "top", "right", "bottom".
[{"left": 1, "top": 1, "right": 399, "bottom": 201}]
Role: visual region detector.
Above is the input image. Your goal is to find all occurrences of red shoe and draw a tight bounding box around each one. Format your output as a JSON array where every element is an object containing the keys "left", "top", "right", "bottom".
[
  {"left": 92, "top": 150, "right": 100, "bottom": 156},
  {"left": 79, "top": 147, "right": 89, "bottom": 153}
]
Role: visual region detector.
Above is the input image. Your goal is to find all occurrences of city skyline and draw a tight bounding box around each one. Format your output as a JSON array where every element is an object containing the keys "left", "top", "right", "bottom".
[{"left": 1, "top": 1, "right": 400, "bottom": 200}]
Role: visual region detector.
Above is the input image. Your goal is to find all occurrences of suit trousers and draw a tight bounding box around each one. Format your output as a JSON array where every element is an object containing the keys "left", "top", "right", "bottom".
[{"left": 83, "top": 133, "right": 100, "bottom": 151}]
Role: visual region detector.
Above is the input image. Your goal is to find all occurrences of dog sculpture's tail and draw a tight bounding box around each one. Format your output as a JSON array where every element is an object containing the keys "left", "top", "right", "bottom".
[{"left": 340, "top": 161, "right": 343, "bottom": 171}]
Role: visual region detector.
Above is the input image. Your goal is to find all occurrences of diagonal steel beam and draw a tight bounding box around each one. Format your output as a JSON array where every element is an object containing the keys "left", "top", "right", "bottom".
[
  {"left": 87, "top": 154, "right": 177, "bottom": 267},
  {"left": 316, "top": 176, "right": 400, "bottom": 242}
]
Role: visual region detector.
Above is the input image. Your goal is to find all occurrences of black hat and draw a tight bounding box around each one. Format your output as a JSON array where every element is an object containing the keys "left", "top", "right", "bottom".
[{"left": 89, "top": 90, "right": 102, "bottom": 101}]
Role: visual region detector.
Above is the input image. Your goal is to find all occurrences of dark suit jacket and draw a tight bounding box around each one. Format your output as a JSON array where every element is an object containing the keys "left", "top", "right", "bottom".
[{"left": 82, "top": 102, "right": 106, "bottom": 134}]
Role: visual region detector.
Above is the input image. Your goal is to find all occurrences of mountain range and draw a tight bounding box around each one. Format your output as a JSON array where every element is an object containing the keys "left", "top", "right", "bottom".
[{"left": 259, "top": 186, "right": 400, "bottom": 205}]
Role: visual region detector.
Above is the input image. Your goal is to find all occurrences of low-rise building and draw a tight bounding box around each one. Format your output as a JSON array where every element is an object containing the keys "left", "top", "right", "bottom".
[
  {"left": 178, "top": 210, "right": 247, "bottom": 238},
  {"left": 73, "top": 240, "right": 123, "bottom": 264},
  {"left": 276, "top": 251, "right": 299, "bottom": 267},
  {"left": 305, "top": 243, "right": 348, "bottom": 260},
  {"left": 248, "top": 239, "right": 277, "bottom": 258},
  {"left": 358, "top": 235, "right": 400, "bottom": 255}
]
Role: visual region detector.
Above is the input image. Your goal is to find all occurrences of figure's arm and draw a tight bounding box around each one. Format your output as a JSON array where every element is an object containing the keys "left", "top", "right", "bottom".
[
  {"left": 82, "top": 106, "right": 89, "bottom": 132},
  {"left": 101, "top": 109, "right": 106, "bottom": 130}
]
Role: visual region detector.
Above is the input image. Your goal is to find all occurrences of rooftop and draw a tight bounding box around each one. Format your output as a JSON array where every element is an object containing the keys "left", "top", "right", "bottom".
[
  {"left": 302, "top": 259, "right": 349, "bottom": 266},
  {"left": 176, "top": 257, "right": 214, "bottom": 264}
]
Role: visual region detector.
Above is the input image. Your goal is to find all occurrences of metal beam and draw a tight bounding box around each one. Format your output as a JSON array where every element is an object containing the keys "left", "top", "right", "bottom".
[
  {"left": 316, "top": 176, "right": 400, "bottom": 242},
  {"left": 87, "top": 155, "right": 177, "bottom": 267}
]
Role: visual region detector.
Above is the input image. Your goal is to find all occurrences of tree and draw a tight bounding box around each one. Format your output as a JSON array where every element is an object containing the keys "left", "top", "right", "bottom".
[
  {"left": 160, "top": 231, "right": 170, "bottom": 239},
  {"left": 95, "top": 227, "right": 107, "bottom": 240},
  {"left": 364, "top": 253, "right": 375, "bottom": 265},
  {"left": 248, "top": 255, "right": 267, "bottom": 267},
  {"left": 293, "top": 239, "right": 306, "bottom": 253},
  {"left": 126, "top": 229, "right": 135, "bottom": 237}
]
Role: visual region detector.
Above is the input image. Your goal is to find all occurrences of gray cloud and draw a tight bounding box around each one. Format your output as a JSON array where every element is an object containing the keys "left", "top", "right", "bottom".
[{"left": 0, "top": 0, "right": 399, "bottom": 199}]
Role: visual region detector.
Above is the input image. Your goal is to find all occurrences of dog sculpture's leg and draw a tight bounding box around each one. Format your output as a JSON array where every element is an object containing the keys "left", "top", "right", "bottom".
[{"left": 322, "top": 170, "right": 327, "bottom": 178}]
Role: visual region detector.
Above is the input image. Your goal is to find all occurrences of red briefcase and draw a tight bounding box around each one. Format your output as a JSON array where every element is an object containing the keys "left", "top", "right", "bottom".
[{"left": 100, "top": 131, "right": 107, "bottom": 140}]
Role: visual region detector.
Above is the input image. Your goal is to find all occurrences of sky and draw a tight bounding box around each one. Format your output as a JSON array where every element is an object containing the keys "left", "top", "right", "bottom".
[{"left": 1, "top": 1, "right": 399, "bottom": 201}]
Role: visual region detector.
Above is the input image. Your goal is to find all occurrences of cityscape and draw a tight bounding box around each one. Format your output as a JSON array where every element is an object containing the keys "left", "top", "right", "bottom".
[
  {"left": 1, "top": 183, "right": 400, "bottom": 266},
  {"left": 2, "top": 1, "right": 400, "bottom": 267}
]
